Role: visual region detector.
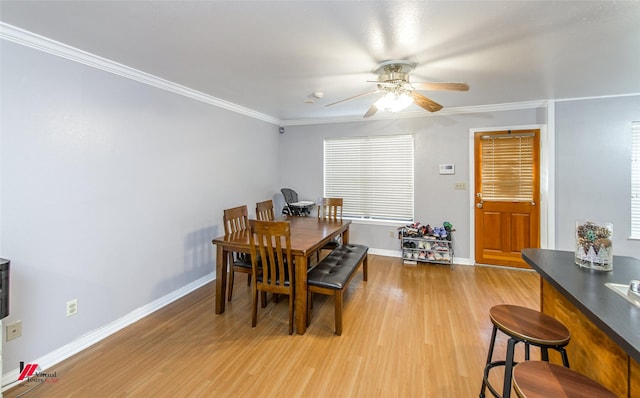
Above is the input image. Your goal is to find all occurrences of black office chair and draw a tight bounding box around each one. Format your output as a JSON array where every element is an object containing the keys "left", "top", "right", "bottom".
[{"left": 281, "top": 188, "right": 314, "bottom": 216}]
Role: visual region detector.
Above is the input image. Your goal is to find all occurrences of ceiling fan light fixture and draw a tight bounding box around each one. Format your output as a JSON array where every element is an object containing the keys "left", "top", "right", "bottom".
[
  {"left": 393, "top": 92, "right": 414, "bottom": 112},
  {"left": 326, "top": 59, "right": 465, "bottom": 117},
  {"left": 375, "top": 91, "right": 414, "bottom": 113}
]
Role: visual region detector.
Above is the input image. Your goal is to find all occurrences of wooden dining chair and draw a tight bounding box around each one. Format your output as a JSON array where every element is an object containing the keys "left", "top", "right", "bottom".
[
  {"left": 318, "top": 197, "right": 343, "bottom": 221},
  {"left": 223, "top": 205, "right": 252, "bottom": 301},
  {"left": 317, "top": 197, "right": 344, "bottom": 260},
  {"left": 256, "top": 199, "right": 275, "bottom": 221},
  {"left": 248, "top": 219, "right": 295, "bottom": 335}
]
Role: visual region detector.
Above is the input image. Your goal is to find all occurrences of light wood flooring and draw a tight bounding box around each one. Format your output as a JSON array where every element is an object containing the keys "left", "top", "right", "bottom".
[{"left": 5, "top": 255, "right": 540, "bottom": 397}]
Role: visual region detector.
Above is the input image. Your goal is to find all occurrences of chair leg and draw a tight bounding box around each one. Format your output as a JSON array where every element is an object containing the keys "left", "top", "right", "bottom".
[
  {"left": 560, "top": 347, "right": 570, "bottom": 368},
  {"left": 362, "top": 255, "right": 368, "bottom": 281},
  {"left": 479, "top": 325, "right": 498, "bottom": 398},
  {"left": 307, "top": 292, "right": 312, "bottom": 326},
  {"left": 228, "top": 268, "right": 235, "bottom": 301},
  {"left": 502, "top": 338, "right": 517, "bottom": 398},
  {"left": 261, "top": 291, "right": 267, "bottom": 308},
  {"left": 288, "top": 292, "right": 294, "bottom": 335},
  {"left": 541, "top": 347, "right": 549, "bottom": 362},
  {"left": 251, "top": 286, "right": 258, "bottom": 327},
  {"left": 246, "top": 273, "right": 251, "bottom": 286}
]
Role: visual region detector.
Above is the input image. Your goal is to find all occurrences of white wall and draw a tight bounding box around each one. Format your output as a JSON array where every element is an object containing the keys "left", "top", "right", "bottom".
[
  {"left": 279, "top": 109, "right": 544, "bottom": 259},
  {"left": 280, "top": 96, "right": 640, "bottom": 262},
  {"left": 0, "top": 41, "right": 279, "bottom": 375},
  {"left": 555, "top": 96, "right": 640, "bottom": 255}
]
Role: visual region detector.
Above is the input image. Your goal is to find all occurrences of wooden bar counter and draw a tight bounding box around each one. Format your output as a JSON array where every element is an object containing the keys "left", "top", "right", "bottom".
[{"left": 522, "top": 248, "right": 640, "bottom": 398}]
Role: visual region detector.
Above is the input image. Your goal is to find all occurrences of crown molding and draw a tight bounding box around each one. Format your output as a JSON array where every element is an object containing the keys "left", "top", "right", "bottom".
[
  {"left": 0, "top": 22, "right": 281, "bottom": 126},
  {"left": 554, "top": 92, "right": 640, "bottom": 103},
  {"left": 280, "top": 94, "right": 640, "bottom": 127},
  {"left": 280, "top": 100, "right": 550, "bottom": 126},
  {"left": 5, "top": 22, "right": 636, "bottom": 130}
]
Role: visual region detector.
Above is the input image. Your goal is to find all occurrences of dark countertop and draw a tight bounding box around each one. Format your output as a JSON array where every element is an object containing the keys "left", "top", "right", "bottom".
[{"left": 522, "top": 248, "right": 640, "bottom": 364}]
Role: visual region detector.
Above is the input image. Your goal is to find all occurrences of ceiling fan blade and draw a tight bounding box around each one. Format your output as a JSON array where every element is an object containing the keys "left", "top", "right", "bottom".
[
  {"left": 366, "top": 80, "right": 407, "bottom": 86},
  {"left": 363, "top": 104, "right": 379, "bottom": 118},
  {"left": 325, "top": 90, "right": 380, "bottom": 107},
  {"left": 408, "top": 92, "right": 443, "bottom": 112},
  {"left": 411, "top": 82, "right": 469, "bottom": 91}
]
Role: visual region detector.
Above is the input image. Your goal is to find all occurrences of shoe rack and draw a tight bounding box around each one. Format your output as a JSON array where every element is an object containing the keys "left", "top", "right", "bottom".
[{"left": 400, "top": 226, "right": 453, "bottom": 269}]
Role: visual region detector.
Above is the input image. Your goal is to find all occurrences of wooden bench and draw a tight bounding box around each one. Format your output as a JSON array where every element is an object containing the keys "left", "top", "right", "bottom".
[{"left": 307, "top": 243, "right": 368, "bottom": 335}]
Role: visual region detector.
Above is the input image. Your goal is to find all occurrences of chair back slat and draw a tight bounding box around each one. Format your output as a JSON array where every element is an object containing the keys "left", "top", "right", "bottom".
[
  {"left": 256, "top": 200, "right": 275, "bottom": 221},
  {"left": 317, "top": 197, "right": 343, "bottom": 221},
  {"left": 223, "top": 205, "right": 249, "bottom": 234},
  {"left": 249, "top": 220, "right": 293, "bottom": 293},
  {"left": 249, "top": 219, "right": 295, "bottom": 334}
]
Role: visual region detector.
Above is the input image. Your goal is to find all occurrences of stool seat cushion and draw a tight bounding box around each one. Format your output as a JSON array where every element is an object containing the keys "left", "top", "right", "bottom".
[
  {"left": 513, "top": 361, "right": 617, "bottom": 398},
  {"left": 490, "top": 304, "right": 571, "bottom": 346}
]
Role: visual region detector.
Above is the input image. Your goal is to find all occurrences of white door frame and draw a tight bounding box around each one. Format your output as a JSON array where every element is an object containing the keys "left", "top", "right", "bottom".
[{"left": 468, "top": 102, "right": 556, "bottom": 265}]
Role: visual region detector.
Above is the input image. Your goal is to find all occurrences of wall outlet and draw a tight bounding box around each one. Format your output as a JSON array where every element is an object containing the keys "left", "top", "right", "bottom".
[
  {"left": 454, "top": 182, "right": 466, "bottom": 190},
  {"left": 389, "top": 230, "right": 396, "bottom": 239},
  {"left": 6, "top": 320, "right": 22, "bottom": 341},
  {"left": 66, "top": 299, "right": 78, "bottom": 317}
]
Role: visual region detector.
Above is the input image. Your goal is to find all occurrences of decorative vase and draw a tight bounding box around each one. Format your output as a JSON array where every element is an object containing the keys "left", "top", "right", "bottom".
[{"left": 575, "top": 220, "right": 613, "bottom": 271}]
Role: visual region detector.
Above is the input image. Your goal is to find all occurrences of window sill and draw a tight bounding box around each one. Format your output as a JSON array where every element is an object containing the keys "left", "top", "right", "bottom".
[{"left": 345, "top": 217, "right": 408, "bottom": 227}]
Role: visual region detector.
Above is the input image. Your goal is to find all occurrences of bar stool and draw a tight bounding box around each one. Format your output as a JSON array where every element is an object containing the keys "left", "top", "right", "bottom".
[
  {"left": 479, "top": 304, "right": 571, "bottom": 398},
  {"left": 513, "top": 361, "right": 617, "bottom": 398}
]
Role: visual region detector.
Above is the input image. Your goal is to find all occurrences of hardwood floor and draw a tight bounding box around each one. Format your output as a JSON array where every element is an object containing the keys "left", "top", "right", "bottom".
[{"left": 5, "top": 255, "right": 539, "bottom": 397}]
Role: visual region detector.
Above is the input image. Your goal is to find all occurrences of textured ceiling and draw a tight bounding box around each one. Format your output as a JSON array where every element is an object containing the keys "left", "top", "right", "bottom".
[{"left": 1, "top": 1, "right": 639, "bottom": 122}]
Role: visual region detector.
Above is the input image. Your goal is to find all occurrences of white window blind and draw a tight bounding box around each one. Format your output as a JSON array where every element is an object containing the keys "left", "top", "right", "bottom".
[
  {"left": 631, "top": 121, "right": 640, "bottom": 238},
  {"left": 480, "top": 133, "right": 535, "bottom": 201},
  {"left": 324, "top": 135, "right": 414, "bottom": 221}
]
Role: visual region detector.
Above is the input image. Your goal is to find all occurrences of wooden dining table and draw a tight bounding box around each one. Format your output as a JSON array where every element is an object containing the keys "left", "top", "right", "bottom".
[{"left": 211, "top": 215, "right": 351, "bottom": 334}]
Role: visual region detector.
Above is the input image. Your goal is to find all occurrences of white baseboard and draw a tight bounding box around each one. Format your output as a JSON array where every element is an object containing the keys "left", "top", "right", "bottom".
[
  {"left": 369, "top": 248, "right": 474, "bottom": 266},
  {"left": 1, "top": 273, "right": 215, "bottom": 392},
  {"left": 368, "top": 248, "right": 401, "bottom": 258},
  {"left": 453, "top": 257, "right": 474, "bottom": 266}
]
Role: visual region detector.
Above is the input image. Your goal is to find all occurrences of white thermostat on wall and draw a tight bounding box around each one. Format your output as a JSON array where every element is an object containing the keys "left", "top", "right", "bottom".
[{"left": 439, "top": 163, "right": 455, "bottom": 175}]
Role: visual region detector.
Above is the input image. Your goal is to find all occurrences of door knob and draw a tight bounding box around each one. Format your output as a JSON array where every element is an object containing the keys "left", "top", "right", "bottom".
[{"left": 477, "top": 203, "right": 483, "bottom": 208}]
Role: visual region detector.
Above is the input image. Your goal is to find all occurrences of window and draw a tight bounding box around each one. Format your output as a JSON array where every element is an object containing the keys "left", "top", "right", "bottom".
[
  {"left": 324, "top": 134, "right": 414, "bottom": 222},
  {"left": 479, "top": 132, "right": 535, "bottom": 201},
  {"left": 631, "top": 121, "right": 640, "bottom": 238}
]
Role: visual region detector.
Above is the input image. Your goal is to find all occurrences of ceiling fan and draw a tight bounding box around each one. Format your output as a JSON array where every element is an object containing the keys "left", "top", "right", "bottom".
[{"left": 325, "top": 60, "right": 469, "bottom": 118}]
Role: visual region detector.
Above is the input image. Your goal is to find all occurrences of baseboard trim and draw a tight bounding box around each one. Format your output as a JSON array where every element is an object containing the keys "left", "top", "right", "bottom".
[
  {"left": 453, "top": 257, "right": 474, "bottom": 266},
  {"left": 368, "top": 248, "right": 401, "bottom": 258},
  {"left": 1, "top": 272, "right": 215, "bottom": 392},
  {"left": 369, "top": 248, "right": 474, "bottom": 266}
]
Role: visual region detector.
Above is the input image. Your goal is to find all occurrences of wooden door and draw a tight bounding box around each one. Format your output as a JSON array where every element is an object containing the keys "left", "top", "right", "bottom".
[{"left": 474, "top": 129, "right": 540, "bottom": 268}]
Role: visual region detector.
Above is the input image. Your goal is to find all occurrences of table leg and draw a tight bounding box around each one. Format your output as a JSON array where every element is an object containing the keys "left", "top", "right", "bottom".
[
  {"left": 215, "top": 246, "right": 228, "bottom": 314},
  {"left": 342, "top": 227, "right": 350, "bottom": 244},
  {"left": 295, "top": 253, "right": 308, "bottom": 334}
]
